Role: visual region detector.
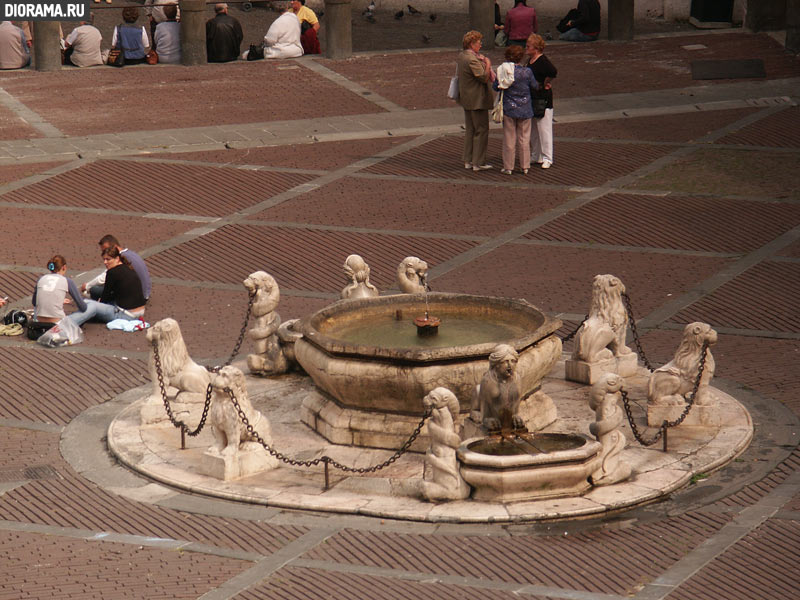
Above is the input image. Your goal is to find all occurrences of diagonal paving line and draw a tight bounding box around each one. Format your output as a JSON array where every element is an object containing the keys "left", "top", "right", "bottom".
[
  {"left": 637, "top": 225, "right": 800, "bottom": 329},
  {"left": 633, "top": 470, "right": 800, "bottom": 600},
  {"left": 427, "top": 104, "right": 792, "bottom": 283},
  {"left": 0, "top": 87, "right": 63, "bottom": 138},
  {"left": 197, "top": 527, "right": 340, "bottom": 600},
  {"left": 297, "top": 57, "right": 407, "bottom": 113}
]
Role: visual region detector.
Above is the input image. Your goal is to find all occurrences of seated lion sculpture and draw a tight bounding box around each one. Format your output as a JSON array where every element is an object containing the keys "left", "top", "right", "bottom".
[
  {"left": 573, "top": 274, "right": 633, "bottom": 363},
  {"left": 245, "top": 271, "right": 289, "bottom": 376},
  {"left": 396, "top": 256, "right": 428, "bottom": 294},
  {"left": 648, "top": 322, "right": 717, "bottom": 407},
  {"left": 146, "top": 318, "right": 211, "bottom": 406},
  {"left": 207, "top": 366, "right": 277, "bottom": 467}
]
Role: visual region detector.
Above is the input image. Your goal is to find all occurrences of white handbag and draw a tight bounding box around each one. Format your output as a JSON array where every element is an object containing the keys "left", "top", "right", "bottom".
[
  {"left": 447, "top": 66, "right": 459, "bottom": 100},
  {"left": 491, "top": 90, "right": 504, "bottom": 123}
]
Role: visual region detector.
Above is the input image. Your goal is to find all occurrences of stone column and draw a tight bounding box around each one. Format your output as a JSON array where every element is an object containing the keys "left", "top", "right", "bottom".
[
  {"left": 32, "top": 22, "right": 61, "bottom": 71},
  {"left": 325, "top": 0, "right": 352, "bottom": 59},
  {"left": 180, "top": 0, "right": 207, "bottom": 65},
  {"left": 608, "top": 0, "right": 635, "bottom": 40},
  {"left": 787, "top": 0, "right": 800, "bottom": 53},
  {"left": 469, "top": 0, "right": 494, "bottom": 50}
]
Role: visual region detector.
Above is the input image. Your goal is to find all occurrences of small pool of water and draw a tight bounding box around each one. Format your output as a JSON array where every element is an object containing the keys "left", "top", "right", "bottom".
[
  {"left": 325, "top": 316, "right": 524, "bottom": 349},
  {"left": 468, "top": 434, "right": 586, "bottom": 456}
]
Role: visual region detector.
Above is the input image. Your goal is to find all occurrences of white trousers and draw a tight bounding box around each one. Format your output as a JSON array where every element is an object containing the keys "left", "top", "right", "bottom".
[{"left": 530, "top": 108, "right": 554, "bottom": 164}]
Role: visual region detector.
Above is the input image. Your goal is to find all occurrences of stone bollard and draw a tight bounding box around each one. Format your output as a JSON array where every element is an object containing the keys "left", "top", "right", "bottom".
[
  {"left": 469, "top": 0, "right": 494, "bottom": 50},
  {"left": 32, "top": 22, "right": 62, "bottom": 71},
  {"left": 180, "top": 0, "right": 208, "bottom": 65},
  {"left": 325, "top": 0, "right": 352, "bottom": 59},
  {"left": 608, "top": 0, "right": 635, "bottom": 41}
]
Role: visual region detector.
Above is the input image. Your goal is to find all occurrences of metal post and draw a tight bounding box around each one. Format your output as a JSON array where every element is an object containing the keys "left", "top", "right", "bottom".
[
  {"left": 608, "top": 0, "right": 635, "bottom": 40},
  {"left": 323, "top": 457, "right": 330, "bottom": 490},
  {"left": 325, "top": 0, "right": 352, "bottom": 59},
  {"left": 32, "top": 21, "right": 62, "bottom": 71},
  {"left": 662, "top": 421, "right": 668, "bottom": 453},
  {"left": 181, "top": 426, "right": 186, "bottom": 450},
  {"left": 180, "top": 0, "right": 208, "bottom": 65},
  {"left": 469, "top": 0, "right": 494, "bottom": 50}
]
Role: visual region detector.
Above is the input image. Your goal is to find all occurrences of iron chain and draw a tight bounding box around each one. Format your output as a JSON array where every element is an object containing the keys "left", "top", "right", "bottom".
[
  {"left": 152, "top": 340, "right": 213, "bottom": 436},
  {"left": 227, "top": 387, "right": 432, "bottom": 473},
  {"left": 622, "top": 292, "right": 655, "bottom": 372},
  {"left": 209, "top": 289, "right": 255, "bottom": 373},
  {"left": 620, "top": 342, "right": 710, "bottom": 446},
  {"left": 559, "top": 315, "right": 588, "bottom": 343}
]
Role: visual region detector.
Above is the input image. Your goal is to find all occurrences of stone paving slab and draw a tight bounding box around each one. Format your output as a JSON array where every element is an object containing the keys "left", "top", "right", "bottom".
[{"left": 107, "top": 361, "right": 751, "bottom": 523}]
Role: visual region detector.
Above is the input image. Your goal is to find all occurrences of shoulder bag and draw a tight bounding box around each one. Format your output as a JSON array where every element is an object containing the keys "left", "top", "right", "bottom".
[
  {"left": 491, "top": 90, "right": 504, "bottom": 123},
  {"left": 447, "top": 65, "right": 459, "bottom": 101},
  {"left": 108, "top": 24, "right": 126, "bottom": 67}
]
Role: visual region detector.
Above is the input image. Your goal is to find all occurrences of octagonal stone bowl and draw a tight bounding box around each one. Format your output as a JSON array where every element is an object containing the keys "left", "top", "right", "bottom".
[
  {"left": 458, "top": 434, "right": 602, "bottom": 502},
  {"left": 294, "top": 293, "right": 562, "bottom": 417}
]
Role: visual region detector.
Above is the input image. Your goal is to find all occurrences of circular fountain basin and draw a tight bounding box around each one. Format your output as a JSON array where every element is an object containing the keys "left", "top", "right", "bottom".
[
  {"left": 458, "top": 434, "right": 602, "bottom": 502},
  {"left": 294, "top": 293, "right": 562, "bottom": 417}
]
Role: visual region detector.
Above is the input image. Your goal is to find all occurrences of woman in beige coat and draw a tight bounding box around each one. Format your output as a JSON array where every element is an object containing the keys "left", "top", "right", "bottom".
[{"left": 457, "top": 30, "right": 495, "bottom": 172}]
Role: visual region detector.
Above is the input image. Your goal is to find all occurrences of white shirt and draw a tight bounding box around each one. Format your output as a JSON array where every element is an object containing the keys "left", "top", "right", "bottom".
[{"left": 263, "top": 12, "right": 302, "bottom": 59}]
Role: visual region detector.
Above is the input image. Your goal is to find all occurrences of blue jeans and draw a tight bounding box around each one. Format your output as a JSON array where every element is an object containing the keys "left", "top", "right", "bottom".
[
  {"left": 559, "top": 28, "right": 598, "bottom": 42},
  {"left": 68, "top": 300, "right": 141, "bottom": 327}
]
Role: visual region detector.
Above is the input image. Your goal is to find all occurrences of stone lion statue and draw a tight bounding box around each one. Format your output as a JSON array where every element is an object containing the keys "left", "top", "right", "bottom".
[
  {"left": 589, "top": 373, "right": 631, "bottom": 486},
  {"left": 472, "top": 344, "right": 524, "bottom": 432},
  {"left": 573, "top": 274, "right": 633, "bottom": 363},
  {"left": 648, "top": 322, "right": 717, "bottom": 407},
  {"left": 421, "top": 387, "right": 470, "bottom": 502},
  {"left": 341, "top": 254, "right": 379, "bottom": 300},
  {"left": 146, "top": 318, "right": 211, "bottom": 405},
  {"left": 207, "top": 366, "right": 278, "bottom": 468},
  {"left": 396, "top": 256, "right": 428, "bottom": 294},
  {"left": 245, "top": 271, "right": 289, "bottom": 376}
]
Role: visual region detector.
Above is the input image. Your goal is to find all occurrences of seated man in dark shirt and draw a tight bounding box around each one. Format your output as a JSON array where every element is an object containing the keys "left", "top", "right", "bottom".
[
  {"left": 206, "top": 2, "right": 243, "bottom": 62},
  {"left": 559, "top": 0, "right": 601, "bottom": 42}
]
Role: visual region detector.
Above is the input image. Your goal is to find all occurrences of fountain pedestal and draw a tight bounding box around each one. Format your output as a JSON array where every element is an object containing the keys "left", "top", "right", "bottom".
[{"left": 565, "top": 353, "right": 638, "bottom": 385}]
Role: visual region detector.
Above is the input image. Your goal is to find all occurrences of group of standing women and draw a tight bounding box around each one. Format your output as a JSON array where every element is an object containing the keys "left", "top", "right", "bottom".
[{"left": 457, "top": 30, "right": 556, "bottom": 175}]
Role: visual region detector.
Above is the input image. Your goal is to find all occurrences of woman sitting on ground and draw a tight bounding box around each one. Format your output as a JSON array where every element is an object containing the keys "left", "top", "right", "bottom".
[
  {"left": 112, "top": 6, "right": 150, "bottom": 65},
  {"left": 154, "top": 3, "right": 181, "bottom": 64},
  {"left": 32, "top": 255, "right": 87, "bottom": 325},
  {"left": 68, "top": 246, "right": 145, "bottom": 327}
]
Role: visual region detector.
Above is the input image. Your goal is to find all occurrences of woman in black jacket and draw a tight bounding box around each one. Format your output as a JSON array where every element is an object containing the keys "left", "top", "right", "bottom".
[{"left": 525, "top": 33, "right": 557, "bottom": 169}]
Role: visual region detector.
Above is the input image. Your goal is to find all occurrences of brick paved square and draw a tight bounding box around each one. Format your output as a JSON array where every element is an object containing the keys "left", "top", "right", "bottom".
[
  {"left": 1, "top": 159, "right": 316, "bottom": 217},
  {"left": 627, "top": 147, "right": 800, "bottom": 200},
  {"left": 157, "top": 135, "right": 414, "bottom": 171},
  {"left": 0, "top": 268, "right": 37, "bottom": 303},
  {"left": 0, "top": 160, "right": 69, "bottom": 186},
  {"left": 252, "top": 176, "right": 571, "bottom": 236},
  {"left": 1, "top": 63, "right": 383, "bottom": 137},
  {"left": 433, "top": 243, "right": 731, "bottom": 315},
  {"left": 556, "top": 108, "right": 758, "bottom": 143},
  {"left": 672, "top": 260, "right": 800, "bottom": 333},
  {"left": 717, "top": 106, "right": 800, "bottom": 148},
  {"left": 146, "top": 224, "right": 478, "bottom": 292},
  {"left": 0, "top": 206, "right": 196, "bottom": 270},
  {"left": 524, "top": 192, "right": 800, "bottom": 253},
  {"left": 365, "top": 135, "right": 671, "bottom": 186}
]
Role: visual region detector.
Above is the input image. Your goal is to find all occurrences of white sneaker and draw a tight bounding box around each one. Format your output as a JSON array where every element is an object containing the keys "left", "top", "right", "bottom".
[
  {"left": 541, "top": 160, "right": 552, "bottom": 169},
  {"left": 464, "top": 162, "right": 472, "bottom": 169},
  {"left": 523, "top": 168, "right": 529, "bottom": 175},
  {"left": 473, "top": 164, "right": 492, "bottom": 171},
  {"left": 501, "top": 169, "right": 512, "bottom": 175}
]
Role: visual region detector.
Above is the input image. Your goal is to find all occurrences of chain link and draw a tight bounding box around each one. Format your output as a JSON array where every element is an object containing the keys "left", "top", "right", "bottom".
[
  {"left": 209, "top": 290, "right": 255, "bottom": 373},
  {"left": 620, "top": 342, "right": 710, "bottom": 446},
  {"left": 226, "top": 387, "right": 431, "bottom": 473},
  {"left": 559, "top": 315, "right": 588, "bottom": 343},
  {"left": 152, "top": 341, "right": 213, "bottom": 436},
  {"left": 622, "top": 292, "right": 655, "bottom": 372}
]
